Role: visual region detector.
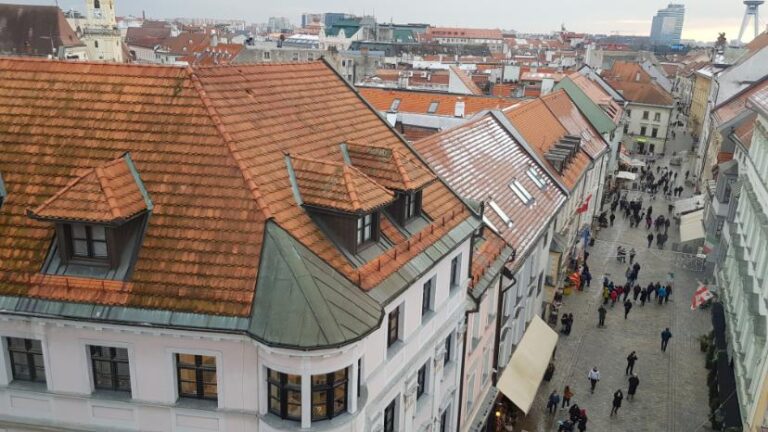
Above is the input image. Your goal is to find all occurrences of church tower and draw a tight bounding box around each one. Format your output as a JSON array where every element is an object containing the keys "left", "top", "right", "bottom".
[{"left": 80, "top": 0, "right": 123, "bottom": 62}]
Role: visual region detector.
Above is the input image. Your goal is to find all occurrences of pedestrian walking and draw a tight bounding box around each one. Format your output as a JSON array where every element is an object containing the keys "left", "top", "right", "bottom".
[
  {"left": 602, "top": 287, "right": 610, "bottom": 305},
  {"left": 610, "top": 289, "right": 618, "bottom": 307},
  {"left": 598, "top": 305, "right": 607, "bottom": 327},
  {"left": 623, "top": 299, "right": 633, "bottom": 319},
  {"left": 577, "top": 413, "right": 588, "bottom": 432},
  {"left": 658, "top": 285, "right": 667, "bottom": 305},
  {"left": 629, "top": 248, "right": 636, "bottom": 264},
  {"left": 587, "top": 367, "right": 600, "bottom": 393},
  {"left": 647, "top": 233, "right": 654, "bottom": 248},
  {"left": 661, "top": 328, "right": 672, "bottom": 352},
  {"left": 610, "top": 213, "right": 615, "bottom": 226},
  {"left": 640, "top": 289, "right": 647, "bottom": 306},
  {"left": 561, "top": 314, "right": 569, "bottom": 333},
  {"left": 566, "top": 313, "right": 574, "bottom": 335},
  {"left": 665, "top": 284, "right": 672, "bottom": 303},
  {"left": 584, "top": 270, "right": 592, "bottom": 287},
  {"left": 610, "top": 390, "right": 624, "bottom": 416},
  {"left": 547, "top": 391, "right": 561, "bottom": 414},
  {"left": 633, "top": 284, "right": 641, "bottom": 301},
  {"left": 562, "top": 385, "right": 574, "bottom": 409},
  {"left": 627, "top": 374, "right": 640, "bottom": 400},
  {"left": 625, "top": 351, "right": 638, "bottom": 375}
]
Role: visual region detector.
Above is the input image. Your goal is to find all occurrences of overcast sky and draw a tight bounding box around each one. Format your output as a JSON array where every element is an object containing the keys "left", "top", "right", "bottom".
[{"left": 14, "top": 0, "right": 765, "bottom": 42}]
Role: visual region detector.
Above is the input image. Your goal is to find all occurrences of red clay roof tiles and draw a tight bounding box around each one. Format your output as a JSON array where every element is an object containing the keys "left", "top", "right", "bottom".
[
  {"left": 29, "top": 154, "right": 148, "bottom": 223},
  {"left": 0, "top": 57, "right": 472, "bottom": 314},
  {"left": 291, "top": 155, "right": 395, "bottom": 213},
  {"left": 541, "top": 91, "right": 608, "bottom": 160},
  {"left": 357, "top": 87, "right": 517, "bottom": 116},
  {"left": 344, "top": 142, "right": 436, "bottom": 192}
]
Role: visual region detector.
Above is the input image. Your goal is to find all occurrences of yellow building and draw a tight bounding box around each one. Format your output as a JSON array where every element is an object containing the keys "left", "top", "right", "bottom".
[{"left": 689, "top": 68, "right": 713, "bottom": 139}]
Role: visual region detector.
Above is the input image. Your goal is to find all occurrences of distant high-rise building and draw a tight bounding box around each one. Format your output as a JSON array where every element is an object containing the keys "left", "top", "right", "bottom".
[
  {"left": 267, "top": 16, "right": 292, "bottom": 33},
  {"left": 649, "top": 3, "right": 685, "bottom": 46},
  {"left": 324, "top": 13, "right": 346, "bottom": 29}
]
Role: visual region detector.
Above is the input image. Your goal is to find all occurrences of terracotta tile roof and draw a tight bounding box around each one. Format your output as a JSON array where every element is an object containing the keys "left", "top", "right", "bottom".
[
  {"left": 502, "top": 98, "right": 591, "bottom": 191},
  {"left": 540, "top": 90, "right": 608, "bottom": 160},
  {"left": 717, "top": 152, "right": 734, "bottom": 164},
  {"left": 602, "top": 62, "right": 674, "bottom": 106},
  {"left": 426, "top": 27, "right": 503, "bottom": 40},
  {"left": 414, "top": 113, "right": 566, "bottom": 258},
  {"left": 291, "top": 155, "right": 394, "bottom": 213},
  {"left": 357, "top": 87, "right": 517, "bottom": 116},
  {"left": 450, "top": 65, "right": 484, "bottom": 95},
  {"left": 28, "top": 154, "right": 149, "bottom": 223},
  {"left": 178, "top": 44, "right": 243, "bottom": 66},
  {"left": 343, "top": 142, "right": 436, "bottom": 191},
  {"left": 159, "top": 32, "right": 210, "bottom": 55},
  {"left": 0, "top": 58, "right": 473, "bottom": 315},
  {"left": 371, "top": 69, "right": 450, "bottom": 86},
  {"left": 470, "top": 232, "right": 507, "bottom": 288},
  {"left": 568, "top": 73, "right": 624, "bottom": 124},
  {"left": 125, "top": 26, "right": 172, "bottom": 48},
  {"left": 748, "top": 86, "right": 768, "bottom": 116},
  {"left": 0, "top": 4, "right": 84, "bottom": 56}
]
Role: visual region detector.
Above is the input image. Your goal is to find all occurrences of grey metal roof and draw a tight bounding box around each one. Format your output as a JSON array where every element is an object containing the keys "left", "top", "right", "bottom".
[{"left": 248, "top": 222, "right": 382, "bottom": 349}]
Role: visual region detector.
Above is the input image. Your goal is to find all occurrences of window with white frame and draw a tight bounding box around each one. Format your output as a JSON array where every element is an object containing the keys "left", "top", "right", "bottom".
[
  {"left": 422, "top": 277, "right": 434, "bottom": 317},
  {"left": 416, "top": 362, "right": 428, "bottom": 399},
  {"left": 6, "top": 337, "right": 45, "bottom": 383},
  {"left": 450, "top": 254, "right": 462, "bottom": 289}
]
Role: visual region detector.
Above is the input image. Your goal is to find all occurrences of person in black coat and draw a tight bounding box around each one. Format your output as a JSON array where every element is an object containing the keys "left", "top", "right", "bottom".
[
  {"left": 610, "top": 390, "right": 624, "bottom": 415},
  {"left": 625, "top": 351, "right": 638, "bottom": 375},
  {"left": 628, "top": 374, "right": 640, "bottom": 400}
]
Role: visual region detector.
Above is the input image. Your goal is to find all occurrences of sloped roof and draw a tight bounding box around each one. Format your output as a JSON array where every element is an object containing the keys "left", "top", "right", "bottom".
[
  {"left": 603, "top": 61, "right": 652, "bottom": 83},
  {"left": 713, "top": 77, "right": 768, "bottom": 127},
  {"left": 357, "top": 87, "right": 517, "bottom": 116},
  {"left": 291, "top": 156, "right": 394, "bottom": 213},
  {"left": 541, "top": 90, "right": 609, "bottom": 160},
  {"left": 748, "top": 86, "right": 768, "bottom": 118},
  {"left": 343, "top": 142, "right": 436, "bottom": 191},
  {"left": 414, "top": 113, "right": 566, "bottom": 258},
  {"left": 28, "top": 154, "right": 150, "bottom": 224},
  {"left": 0, "top": 58, "right": 473, "bottom": 324},
  {"left": 0, "top": 4, "right": 84, "bottom": 56},
  {"left": 605, "top": 79, "right": 674, "bottom": 106},
  {"left": 555, "top": 77, "right": 617, "bottom": 135},
  {"left": 567, "top": 73, "right": 624, "bottom": 124},
  {"left": 426, "top": 27, "right": 503, "bottom": 40},
  {"left": 125, "top": 26, "right": 172, "bottom": 48},
  {"left": 450, "top": 65, "right": 484, "bottom": 95},
  {"left": 502, "top": 96, "right": 591, "bottom": 190}
]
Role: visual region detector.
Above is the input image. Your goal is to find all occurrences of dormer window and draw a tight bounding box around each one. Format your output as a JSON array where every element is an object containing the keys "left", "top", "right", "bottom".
[
  {"left": 404, "top": 192, "right": 419, "bottom": 220},
  {"left": 357, "top": 213, "right": 376, "bottom": 246},
  {"left": 69, "top": 224, "right": 109, "bottom": 259}
]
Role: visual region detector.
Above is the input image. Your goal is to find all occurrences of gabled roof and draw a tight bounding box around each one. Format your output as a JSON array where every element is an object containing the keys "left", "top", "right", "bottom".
[
  {"left": 541, "top": 91, "right": 609, "bottom": 160},
  {"left": 502, "top": 95, "right": 591, "bottom": 191},
  {"left": 555, "top": 77, "right": 617, "bottom": 135},
  {"left": 0, "top": 58, "right": 474, "bottom": 329},
  {"left": 449, "top": 65, "right": 484, "bottom": 95},
  {"left": 343, "top": 142, "right": 436, "bottom": 192},
  {"left": 357, "top": 87, "right": 517, "bottom": 116},
  {"left": 0, "top": 4, "right": 84, "bottom": 56},
  {"left": 125, "top": 26, "right": 172, "bottom": 48},
  {"left": 291, "top": 155, "right": 394, "bottom": 213},
  {"left": 713, "top": 77, "right": 768, "bottom": 127},
  {"left": 414, "top": 113, "right": 566, "bottom": 265},
  {"left": 567, "top": 73, "right": 624, "bottom": 124},
  {"left": 605, "top": 79, "right": 674, "bottom": 107},
  {"left": 28, "top": 154, "right": 150, "bottom": 224},
  {"left": 748, "top": 86, "right": 768, "bottom": 118}
]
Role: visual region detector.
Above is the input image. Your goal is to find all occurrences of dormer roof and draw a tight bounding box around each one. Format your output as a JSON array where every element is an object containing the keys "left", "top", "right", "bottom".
[
  {"left": 343, "top": 142, "right": 437, "bottom": 192},
  {"left": 28, "top": 153, "right": 151, "bottom": 224},
  {"left": 291, "top": 155, "right": 395, "bottom": 214}
]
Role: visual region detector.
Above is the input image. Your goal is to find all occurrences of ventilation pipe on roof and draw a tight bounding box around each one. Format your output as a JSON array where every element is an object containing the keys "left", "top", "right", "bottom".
[
  {"left": 454, "top": 98, "right": 466, "bottom": 118},
  {"left": 211, "top": 29, "right": 218, "bottom": 47}
]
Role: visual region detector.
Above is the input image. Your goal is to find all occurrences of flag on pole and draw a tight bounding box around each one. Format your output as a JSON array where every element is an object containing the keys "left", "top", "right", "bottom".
[
  {"left": 690, "top": 283, "right": 713, "bottom": 310},
  {"left": 575, "top": 194, "right": 592, "bottom": 214}
]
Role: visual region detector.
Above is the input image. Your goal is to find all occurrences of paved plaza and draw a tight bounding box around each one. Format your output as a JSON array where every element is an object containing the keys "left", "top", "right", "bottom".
[{"left": 522, "top": 117, "right": 715, "bottom": 431}]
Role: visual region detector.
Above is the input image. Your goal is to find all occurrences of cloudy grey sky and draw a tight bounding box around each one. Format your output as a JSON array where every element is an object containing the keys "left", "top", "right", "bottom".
[{"left": 13, "top": 0, "right": 762, "bottom": 42}]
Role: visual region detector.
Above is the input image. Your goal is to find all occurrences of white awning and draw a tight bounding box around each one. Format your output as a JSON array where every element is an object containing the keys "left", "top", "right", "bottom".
[
  {"left": 673, "top": 194, "right": 705, "bottom": 216},
  {"left": 680, "top": 209, "right": 705, "bottom": 243},
  {"left": 496, "top": 315, "right": 558, "bottom": 414},
  {"left": 619, "top": 153, "right": 646, "bottom": 167},
  {"left": 616, "top": 171, "right": 637, "bottom": 181}
]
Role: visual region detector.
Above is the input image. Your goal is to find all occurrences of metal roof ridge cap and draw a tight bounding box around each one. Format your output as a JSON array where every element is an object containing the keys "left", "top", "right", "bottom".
[
  {"left": 186, "top": 66, "right": 273, "bottom": 220},
  {"left": 124, "top": 153, "right": 154, "bottom": 212},
  {"left": 490, "top": 110, "right": 570, "bottom": 195}
]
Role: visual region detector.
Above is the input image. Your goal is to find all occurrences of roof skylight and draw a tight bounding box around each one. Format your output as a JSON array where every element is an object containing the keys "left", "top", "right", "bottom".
[{"left": 509, "top": 179, "right": 534, "bottom": 205}]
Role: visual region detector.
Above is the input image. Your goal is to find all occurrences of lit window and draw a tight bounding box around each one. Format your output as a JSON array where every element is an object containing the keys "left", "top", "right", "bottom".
[
  {"left": 70, "top": 224, "right": 108, "bottom": 259},
  {"left": 268, "top": 370, "right": 302, "bottom": 421},
  {"left": 6, "top": 337, "right": 45, "bottom": 383},
  {"left": 356, "top": 213, "right": 374, "bottom": 245},
  {"left": 416, "top": 363, "right": 427, "bottom": 399},
  {"left": 176, "top": 354, "right": 217, "bottom": 401},
  {"left": 527, "top": 166, "right": 547, "bottom": 189},
  {"left": 427, "top": 101, "right": 439, "bottom": 113},
  {"left": 90, "top": 346, "right": 131, "bottom": 392},
  {"left": 311, "top": 369, "right": 348, "bottom": 420},
  {"left": 509, "top": 179, "right": 534, "bottom": 205},
  {"left": 390, "top": 98, "right": 401, "bottom": 112}
]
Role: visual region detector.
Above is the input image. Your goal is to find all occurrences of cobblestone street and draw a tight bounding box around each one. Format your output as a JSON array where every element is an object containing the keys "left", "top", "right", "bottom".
[{"left": 522, "top": 116, "right": 714, "bottom": 431}]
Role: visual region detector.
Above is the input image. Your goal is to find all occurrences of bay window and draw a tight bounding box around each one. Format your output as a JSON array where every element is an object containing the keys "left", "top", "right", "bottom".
[
  {"left": 268, "top": 370, "right": 302, "bottom": 421},
  {"left": 311, "top": 369, "right": 349, "bottom": 420}
]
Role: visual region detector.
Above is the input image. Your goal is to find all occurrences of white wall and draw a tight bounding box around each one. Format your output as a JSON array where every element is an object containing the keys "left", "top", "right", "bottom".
[
  {"left": 0, "top": 238, "right": 473, "bottom": 432},
  {"left": 625, "top": 103, "right": 672, "bottom": 154}
]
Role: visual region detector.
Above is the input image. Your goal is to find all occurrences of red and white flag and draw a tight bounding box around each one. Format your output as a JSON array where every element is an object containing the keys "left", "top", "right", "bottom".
[{"left": 690, "top": 283, "right": 713, "bottom": 310}]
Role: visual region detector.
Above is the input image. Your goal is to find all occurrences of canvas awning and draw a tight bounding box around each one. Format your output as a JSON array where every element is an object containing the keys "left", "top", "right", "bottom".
[
  {"left": 619, "top": 153, "right": 646, "bottom": 167},
  {"left": 673, "top": 194, "right": 705, "bottom": 216},
  {"left": 616, "top": 171, "right": 637, "bottom": 181},
  {"left": 679, "top": 209, "right": 705, "bottom": 243},
  {"left": 496, "top": 315, "right": 558, "bottom": 414}
]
